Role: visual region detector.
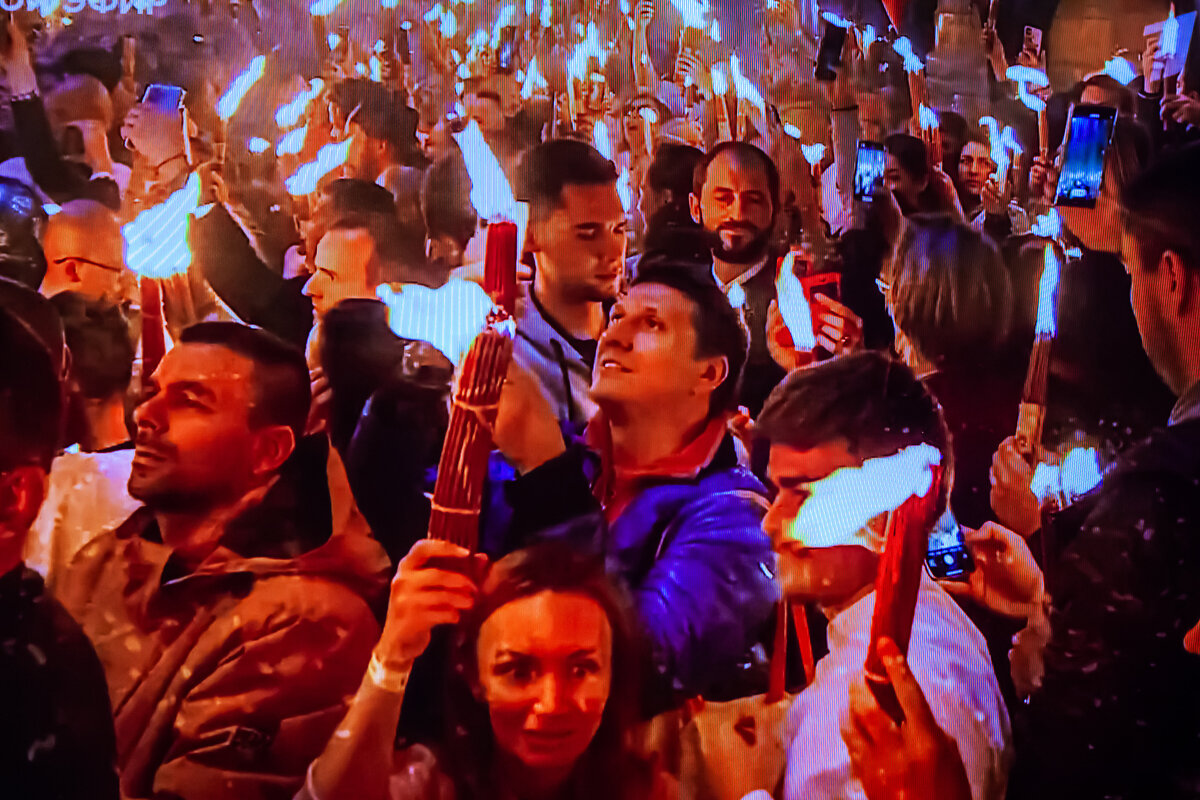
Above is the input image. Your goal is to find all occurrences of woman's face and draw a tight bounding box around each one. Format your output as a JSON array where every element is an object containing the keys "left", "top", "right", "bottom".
[{"left": 477, "top": 591, "right": 613, "bottom": 771}]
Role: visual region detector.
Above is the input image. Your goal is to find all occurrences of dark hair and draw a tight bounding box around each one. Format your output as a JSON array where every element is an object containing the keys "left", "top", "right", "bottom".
[
  {"left": 646, "top": 143, "right": 705, "bottom": 199},
  {"left": 1074, "top": 74, "right": 1135, "bottom": 115},
  {"left": 446, "top": 543, "right": 653, "bottom": 800},
  {"left": 692, "top": 141, "right": 781, "bottom": 212},
  {"left": 422, "top": 150, "right": 478, "bottom": 248},
  {"left": 886, "top": 216, "right": 1014, "bottom": 371},
  {"left": 629, "top": 265, "right": 748, "bottom": 418},
  {"left": 1121, "top": 141, "right": 1200, "bottom": 277},
  {"left": 50, "top": 292, "right": 134, "bottom": 401},
  {"left": 0, "top": 276, "right": 65, "bottom": 374},
  {"left": 177, "top": 323, "right": 310, "bottom": 439},
  {"left": 0, "top": 308, "right": 63, "bottom": 472},
  {"left": 884, "top": 133, "right": 931, "bottom": 183},
  {"left": 757, "top": 351, "right": 952, "bottom": 511},
  {"left": 0, "top": 177, "right": 49, "bottom": 290},
  {"left": 514, "top": 139, "right": 618, "bottom": 222},
  {"left": 329, "top": 78, "right": 418, "bottom": 158},
  {"left": 324, "top": 212, "right": 428, "bottom": 286},
  {"left": 321, "top": 178, "right": 398, "bottom": 217}
]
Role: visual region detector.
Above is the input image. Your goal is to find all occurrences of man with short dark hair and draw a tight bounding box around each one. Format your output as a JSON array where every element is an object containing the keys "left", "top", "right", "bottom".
[
  {"left": 56, "top": 322, "right": 390, "bottom": 800},
  {"left": 512, "top": 139, "right": 627, "bottom": 425},
  {"left": 0, "top": 304, "right": 118, "bottom": 800},
  {"left": 491, "top": 267, "right": 777, "bottom": 705},
  {"left": 756, "top": 351, "right": 1010, "bottom": 800},
  {"left": 302, "top": 212, "right": 431, "bottom": 321},
  {"left": 997, "top": 141, "right": 1200, "bottom": 800},
  {"left": 330, "top": 78, "right": 424, "bottom": 182}
]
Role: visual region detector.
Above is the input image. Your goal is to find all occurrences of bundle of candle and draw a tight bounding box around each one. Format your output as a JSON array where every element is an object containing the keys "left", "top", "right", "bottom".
[
  {"left": 1016, "top": 245, "right": 1061, "bottom": 458},
  {"left": 864, "top": 459, "right": 945, "bottom": 722},
  {"left": 483, "top": 219, "right": 518, "bottom": 314},
  {"left": 426, "top": 316, "right": 515, "bottom": 551}
]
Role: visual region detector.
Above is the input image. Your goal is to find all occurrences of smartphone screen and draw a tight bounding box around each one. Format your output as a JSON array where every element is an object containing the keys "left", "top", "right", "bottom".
[
  {"left": 496, "top": 27, "right": 516, "bottom": 73},
  {"left": 142, "top": 84, "right": 185, "bottom": 112},
  {"left": 854, "top": 140, "right": 887, "bottom": 202},
  {"left": 1023, "top": 25, "right": 1043, "bottom": 57},
  {"left": 926, "top": 510, "right": 975, "bottom": 582},
  {"left": 815, "top": 22, "right": 848, "bottom": 81},
  {"left": 397, "top": 25, "right": 412, "bottom": 65},
  {"left": 1054, "top": 104, "right": 1117, "bottom": 208}
]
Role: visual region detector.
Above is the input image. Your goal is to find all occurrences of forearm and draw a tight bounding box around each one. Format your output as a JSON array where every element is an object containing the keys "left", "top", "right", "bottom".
[
  {"left": 633, "top": 26, "right": 655, "bottom": 91},
  {"left": 307, "top": 666, "right": 408, "bottom": 800}
]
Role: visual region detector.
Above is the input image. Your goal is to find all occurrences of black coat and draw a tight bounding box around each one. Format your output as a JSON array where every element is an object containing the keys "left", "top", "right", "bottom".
[
  {"left": 0, "top": 565, "right": 118, "bottom": 800},
  {"left": 1010, "top": 419, "right": 1200, "bottom": 799}
]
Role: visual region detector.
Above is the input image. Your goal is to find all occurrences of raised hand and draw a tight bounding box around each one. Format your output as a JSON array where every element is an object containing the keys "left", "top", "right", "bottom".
[
  {"left": 990, "top": 435, "right": 1041, "bottom": 537},
  {"left": 375, "top": 539, "right": 486, "bottom": 669},
  {"left": 940, "top": 521, "right": 1046, "bottom": 619}
]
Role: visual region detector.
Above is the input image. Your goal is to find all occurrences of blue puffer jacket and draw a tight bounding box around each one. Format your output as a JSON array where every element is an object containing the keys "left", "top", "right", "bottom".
[{"left": 483, "top": 434, "right": 780, "bottom": 707}]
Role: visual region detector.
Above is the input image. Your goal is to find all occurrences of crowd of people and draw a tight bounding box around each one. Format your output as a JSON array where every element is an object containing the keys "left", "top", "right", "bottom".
[{"left": 1, "top": 1, "right": 1198, "bottom": 798}]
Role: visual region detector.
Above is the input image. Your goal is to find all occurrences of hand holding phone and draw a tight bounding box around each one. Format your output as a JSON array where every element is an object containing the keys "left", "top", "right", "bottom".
[
  {"left": 939, "top": 522, "right": 1045, "bottom": 619},
  {"left": 815, "top": 21, "right": 849, "bottom": 81},
  {"left": 925, "top": 510, "right": 975, "bottom": 582},
  {"left": 1053, "top": 103, "right": 1117, "bottom": 208}
]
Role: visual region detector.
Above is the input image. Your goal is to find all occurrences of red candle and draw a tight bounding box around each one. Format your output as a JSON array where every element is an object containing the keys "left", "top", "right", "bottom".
[
  {"left": 483, "top": 220, "right": 518, "bottom": 315},
  {"left": 864, "top": 465, "right": 945, "bottom": 722},
  {"left": 140, "top": 278, "right": 166, "bottom": 381}
]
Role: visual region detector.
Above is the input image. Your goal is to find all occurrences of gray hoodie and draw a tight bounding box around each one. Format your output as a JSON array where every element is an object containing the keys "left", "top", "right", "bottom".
[{"left": 512, "top": 282, "right": 597, "bottom": 426}]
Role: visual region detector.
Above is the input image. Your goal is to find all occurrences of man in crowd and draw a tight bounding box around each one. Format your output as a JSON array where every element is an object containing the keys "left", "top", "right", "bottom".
[
  {"left": 25, "top": 293, "right": 139, "bottom": 588},
  {"left": 996, "top": 139, "right": 1200, "bottom": 800},
  {"left": 302, "top": 211, "right": 431, "bottom": 323},
  {"left": 55, "top": 322, "right": 389, "bottom": 799},
  {"left": 512, "top": 139, "right": 627, "bottom": 426},
  {"left": 0, "top": 303, "right": 118, "bottom": 800},
  {"left": 331, "top": 78, "right": 424, "bottom": 185},
  {"left": 39, "top": 199, "right": 130, "bottom": 303},
  {"left": 491, "top": 267, "right": 778, "bottom": 705},
  {"left": 756, "top": 351, "right": 1011, "bottom": 799}
]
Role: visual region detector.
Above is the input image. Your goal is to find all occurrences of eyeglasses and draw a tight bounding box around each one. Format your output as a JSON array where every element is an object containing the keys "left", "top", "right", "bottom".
[{"left": 53, "top": 257, "right": 124, "bottom": 274}]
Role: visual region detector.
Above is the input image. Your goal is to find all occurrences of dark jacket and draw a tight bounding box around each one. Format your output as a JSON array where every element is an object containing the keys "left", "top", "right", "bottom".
[
  {"left": 1010, "top": 418, "right": 1200, "bottom": 799},
  {"left": 9, "top": 94, "right": 120, "bottom": 208},
  {"left": 0, "top": 564, "right": 118, "bottom": 800},
  {"left": 189, "top": 203, "right": 313, "bottom": 349}
]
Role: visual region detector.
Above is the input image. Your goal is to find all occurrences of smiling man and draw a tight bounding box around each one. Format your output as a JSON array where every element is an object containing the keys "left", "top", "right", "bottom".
[
  {"left": 512, "top": 139, "right": 628, "bottom": 426},
  {"left": 755, "top": 351, "right": 1010, "bottom": 800},
  {"left": 55, "top": 323, "right": 389, "bottom": 800}
]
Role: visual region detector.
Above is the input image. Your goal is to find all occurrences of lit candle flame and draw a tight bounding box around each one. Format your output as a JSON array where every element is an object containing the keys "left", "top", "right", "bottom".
[
  {"left": 521, "top": 55, "right": 548, "bottom": 98},
  {"left": 568, "top": 22, "right": 605, "bottom": 80},
  {"left": 123, "top": 173, "right": 203, "bottom": 279},
  {"left": 1031, "top": 209, "right": 1062, "bottom": 239},
  {"left": 1102, "top": 56, "right": 1137, "bottom": 85},
  {"left": 540, "top": 0, "right": 551, "bottom": 29},
  {"left": 783, "top": 122, "right": 803, "bottom": 139},
  {"left": 592, "top": 119, "right": 613, "bottom": 160},
  {"left": 783, "top": 444, "right": 943, "bottom": 550},
  {"left": 275, "top": 79, "right": 325, "bottom": 129},
  {"left": 1006, "top": 65, "right": 1049, "bottom": 112},
  {"left": 217, "top": 55, "right": 267, "bottom": 121},
  {"left": 639, "top": 106, "right": 657, "bottom": 155},
  {"left": 861, "top": 24, "right": 877, "bottom": 50},
  {"left": 1035, "top": 244, "right": 1060, "bottom": 336},
  {"left": 917, "top": 103, "right": 939, "bottom": 130},
  {"left": 729, "top": 53, "right": 765, "bottom": 111},
  {"left": 491, "top": 4, "right": 516, "bottom": 47},
  {"left": 285, "top": 139, "right": 353, "bottom": 195},
  {"left": 710, "top": 65, "right": 729, "bottom": 96},
  {"left": 327, "top": 32, "right": 342, "bottom": 51},
  {"left": 800, "top": 142, "right": 826, "bottom": 165},
  {"left": 980, "top": 115, "right": 1021, "bottom": 184},
  {"left": 820, "top": 10, "right": 853, "bottom": 28},
  {"left": 892, "top": 37, "right": 924, "bottom": 74},
  {"left": 376, "top": 279, "right": 497, "bottom": 365},
  {"left": 276, "top": 125, "right": 308, "bottom": 156},
  {"left": 452, "top": 119, "right": 519, "bottom": 222},
  {"left": 1162, "top": 4, "right": 1179, "bottom": 59},
  {"left": 776, "top": 251, "right": 816, "bottom": 351},
  {"left": 309, "top": 0, "right": 345, "bottom": 15},
  {"left": 247, "top": 137, "right": 271, "bottom": 153},
  {"left": 1031, "top": 447, "right": 1103, "bottom": 505},
  {"left": 667, "top": 0, "right": 709, "bottom": 29},
  {"left": 709, "top": 19, "right": 722, "bottom": 42}
]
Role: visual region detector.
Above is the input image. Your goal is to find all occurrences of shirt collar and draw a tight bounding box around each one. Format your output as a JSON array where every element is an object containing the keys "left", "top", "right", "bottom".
[
  {"left": 711, "top": 256, "right": 770, "bottom": 294},
  {"left": 1169, "top": 378, "right": 1200, "bottom": 426}
]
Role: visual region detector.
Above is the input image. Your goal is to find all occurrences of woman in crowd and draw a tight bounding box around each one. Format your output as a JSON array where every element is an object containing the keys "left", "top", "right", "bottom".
[{"left": 299, "top": 541, "right": 671, "bottom": 800}]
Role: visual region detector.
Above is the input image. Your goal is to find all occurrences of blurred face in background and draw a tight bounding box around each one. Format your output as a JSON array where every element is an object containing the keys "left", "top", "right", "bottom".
[
  {"left": 691, "top": 150, "right": 775, "bottom": 265},
  {"left": 302, "top": 227, "right": 377, "bottom": 319},
  {"left": 958, "top": 141, "right": 996, "bottom": 197}
]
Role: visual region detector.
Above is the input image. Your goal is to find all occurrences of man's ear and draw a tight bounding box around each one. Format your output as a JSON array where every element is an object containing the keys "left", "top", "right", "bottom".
[
  {"left": 689, "top": 192, "right": 702, "bottom": 225},
  {"left": 696, "top": 355, "right": 729, "bottom": 398},
  {"left": 64, "top": 259, "right": 82, "bottom": 284},
  {"left": 0, "top": 465, "right": 47, "bottom": 544},
  {"left": 251, "top": 426, "right": 297, "bottom": 478},
  {"left": 1161, "top": 249, "right": 1196, "bottom": 316}
]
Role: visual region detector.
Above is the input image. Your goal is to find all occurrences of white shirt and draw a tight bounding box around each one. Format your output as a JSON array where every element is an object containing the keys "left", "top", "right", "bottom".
[
  {"left": 783, "top": 573, "right": 1012, "bottom": 800},
  {"left": 24, "top": 448, "right": 139, "bottom": 589},
  {"left": 712, "top": 256, "right": 770, "bottom": 309}
]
